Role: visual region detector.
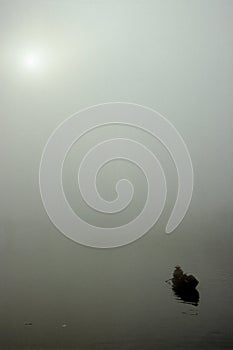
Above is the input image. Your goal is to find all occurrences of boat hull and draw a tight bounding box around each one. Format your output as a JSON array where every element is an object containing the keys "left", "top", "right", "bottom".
[{"left": 172, "top": 274, "right": 199, "bottom": 291}]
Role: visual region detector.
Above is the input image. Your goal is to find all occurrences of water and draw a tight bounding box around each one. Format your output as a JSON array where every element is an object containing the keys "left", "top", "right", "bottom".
[{"left": 1, "top": 222, "right": 232, "bottom": 350}]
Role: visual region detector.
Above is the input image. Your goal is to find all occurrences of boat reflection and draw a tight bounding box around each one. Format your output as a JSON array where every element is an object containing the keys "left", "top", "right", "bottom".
[{"left": 173, "top": 287, "right": 200, "bottom": 306}]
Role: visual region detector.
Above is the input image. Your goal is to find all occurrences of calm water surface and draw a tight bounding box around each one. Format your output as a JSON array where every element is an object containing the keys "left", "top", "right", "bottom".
[{"left": 1, "top": 223, "right": 232, "bottom": 350}]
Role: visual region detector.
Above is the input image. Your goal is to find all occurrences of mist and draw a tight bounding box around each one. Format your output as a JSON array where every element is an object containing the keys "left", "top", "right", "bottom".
[{"left": 1, "top": 1, "right": 233, "bottom": 349}]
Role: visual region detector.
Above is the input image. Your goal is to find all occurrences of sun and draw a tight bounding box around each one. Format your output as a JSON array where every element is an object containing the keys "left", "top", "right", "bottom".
[
  {"left": 25, "top": 53, "right": 40, "bottom": 68},
  {"left": 22, "top": 50, "right": 45, "bottom": 72}
]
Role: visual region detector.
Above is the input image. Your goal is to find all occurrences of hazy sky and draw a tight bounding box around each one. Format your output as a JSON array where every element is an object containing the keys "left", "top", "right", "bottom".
[{"left": 1, "top": 0, "right": 232, "bottom": 229}]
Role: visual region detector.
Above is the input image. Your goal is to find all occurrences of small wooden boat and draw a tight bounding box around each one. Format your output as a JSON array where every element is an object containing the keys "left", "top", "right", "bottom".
[{"left": 172, "top": 274, "right": 199, "bottom": 291}]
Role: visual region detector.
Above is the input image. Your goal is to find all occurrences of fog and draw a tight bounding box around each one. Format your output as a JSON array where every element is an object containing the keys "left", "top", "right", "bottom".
[{"left": 1, "top": 1, "right": 233, "bottom": 349}]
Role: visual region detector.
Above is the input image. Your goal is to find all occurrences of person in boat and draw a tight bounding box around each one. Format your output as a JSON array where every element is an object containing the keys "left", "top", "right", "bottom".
[
  {"left": 173, "top": 266, "right": 184, "bottom": 280},
  {"left": 171, "top": 266, "right": 199, "bottom": 291}
]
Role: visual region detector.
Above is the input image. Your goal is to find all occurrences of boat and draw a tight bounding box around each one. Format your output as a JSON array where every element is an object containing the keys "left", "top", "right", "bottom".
[{"left": 172, "top": 274, "right": 199, "bottom": 291}]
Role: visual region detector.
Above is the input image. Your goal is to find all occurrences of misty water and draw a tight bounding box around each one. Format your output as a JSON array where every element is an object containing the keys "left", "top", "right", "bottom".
[{"left": 1, "top": 219, "right": 232, "bottom": 350}]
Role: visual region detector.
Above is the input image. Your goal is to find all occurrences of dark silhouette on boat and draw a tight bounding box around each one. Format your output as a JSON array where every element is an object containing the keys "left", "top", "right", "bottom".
[
  {"left": 167, "top": 266, "right": 200, "bottom": 306},
  {"left": 172, "top": 266, "right": 199, "bottom": 290}
]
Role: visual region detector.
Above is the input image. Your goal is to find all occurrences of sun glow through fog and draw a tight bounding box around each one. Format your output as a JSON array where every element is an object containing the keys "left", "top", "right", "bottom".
[
  {"left": 24, "top": 53, "right": 40, "bottom": 68},
  {"left": 22, "top": 50, "right": 46, "bottom": 73}
]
